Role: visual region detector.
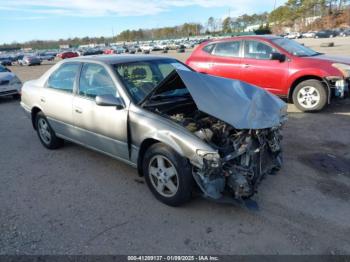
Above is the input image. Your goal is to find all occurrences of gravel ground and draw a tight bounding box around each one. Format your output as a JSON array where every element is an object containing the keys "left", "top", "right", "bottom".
[{"left": 1, "top": 38, "right": 350, "bottom": 255}]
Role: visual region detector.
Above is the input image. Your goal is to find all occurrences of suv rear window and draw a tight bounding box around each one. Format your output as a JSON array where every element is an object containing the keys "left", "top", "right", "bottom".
[{"left": 202, "top": 44, "right": 215, "bottom": 54}]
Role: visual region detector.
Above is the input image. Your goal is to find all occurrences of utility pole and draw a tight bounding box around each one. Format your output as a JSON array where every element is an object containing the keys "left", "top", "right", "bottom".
[{"left": 273, "top": 0, "right": 277, "bottom": 10}]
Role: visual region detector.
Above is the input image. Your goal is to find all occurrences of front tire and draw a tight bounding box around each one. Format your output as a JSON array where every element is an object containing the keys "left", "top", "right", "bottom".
[
  {"left": 292, "top": 79, "right": 327, "bottom": 112},
  {"left": 35, "top": 112, "right": 64, "bottom": 149},
  {"left": 143, "top": 143, "right": 193, "bottom": 206}
]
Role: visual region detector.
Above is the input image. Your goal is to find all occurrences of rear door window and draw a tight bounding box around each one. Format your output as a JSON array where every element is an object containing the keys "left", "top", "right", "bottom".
[
  {"left": 212, "top": 41, "right": 241, "bottom": 57},
  {"left": 47, "top": 63, "right": 80, "bottom": 92}
]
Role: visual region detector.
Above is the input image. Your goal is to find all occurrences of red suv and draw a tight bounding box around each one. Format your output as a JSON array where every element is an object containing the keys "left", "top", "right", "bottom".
[{"left": 186, "top": 35, "right": 349, "bottom": 111}]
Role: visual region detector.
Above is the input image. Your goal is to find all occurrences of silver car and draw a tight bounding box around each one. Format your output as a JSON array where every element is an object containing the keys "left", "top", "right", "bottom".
[
  {"left": 0, "top": 65, "right": 22, "bottom": 99},
  {"left": 20, "top": 55, "right": 287, "bottom": 206}
]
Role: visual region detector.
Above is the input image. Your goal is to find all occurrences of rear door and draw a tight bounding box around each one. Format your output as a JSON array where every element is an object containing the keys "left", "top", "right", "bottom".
[
  {"left": 240, "top": 40, "right": 289, "bottom": 95},
  {"left": 41, "top": 62, "right": 81, "bottom": 137},
  {"left": 210, "top": 40, "right": 243, "bottom": 79}
]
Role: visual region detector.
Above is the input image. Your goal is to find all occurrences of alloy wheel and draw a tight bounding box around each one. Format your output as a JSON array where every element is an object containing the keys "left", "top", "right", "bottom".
[
  {"left": 148, "top": 155, "right": 179, "bottom": 197},
  {"left": 38, "top": 118, "right": 51, "bottom": 145},
  {"left": 297, "top": 86, "right": 321, "bottom": 109}
]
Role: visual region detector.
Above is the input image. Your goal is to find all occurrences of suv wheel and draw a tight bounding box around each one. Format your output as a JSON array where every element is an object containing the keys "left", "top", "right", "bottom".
[
  {"left": 143, "top": 143, "right": 193, "bottom": 206},
  {"left": 36, "top": 112, "right": 64, "bottom": 149},
  {"left": 292, "top": 79, "right": 327, "bottom": 112}
]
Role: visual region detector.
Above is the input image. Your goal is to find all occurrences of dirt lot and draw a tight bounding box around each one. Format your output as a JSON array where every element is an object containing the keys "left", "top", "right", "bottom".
[{"left": 1, "top": 37, "right": 350, "bottom": 255}]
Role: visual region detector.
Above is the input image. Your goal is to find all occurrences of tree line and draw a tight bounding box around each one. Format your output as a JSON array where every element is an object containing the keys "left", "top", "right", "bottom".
[{"left": 0, "top": 0, "right": 349, "bottom": 51}]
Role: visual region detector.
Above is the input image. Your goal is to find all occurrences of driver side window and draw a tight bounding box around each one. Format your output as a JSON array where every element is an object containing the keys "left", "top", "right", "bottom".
[
  {"left": 79, "top": 63, "right": 118, "bottom": 99},
  {"left": 244, "top": 40, "right": 277, "bottom": 60}
]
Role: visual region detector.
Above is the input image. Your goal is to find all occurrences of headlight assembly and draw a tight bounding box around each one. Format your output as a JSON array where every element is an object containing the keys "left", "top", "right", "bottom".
[
  {"left": 332, "top": 63, "right": 350, "bottom": 78},
  {"left": 196, "top": 150, "right": 221, "bottom": 168}
]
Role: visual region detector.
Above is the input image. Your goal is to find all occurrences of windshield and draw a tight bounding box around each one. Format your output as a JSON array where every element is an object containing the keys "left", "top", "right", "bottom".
[
  {"left": 113, "top": 59, "right": 190, "bottom": 103},
  {"left": 272, "top": 38, "right": 319, "bottom": 57}
]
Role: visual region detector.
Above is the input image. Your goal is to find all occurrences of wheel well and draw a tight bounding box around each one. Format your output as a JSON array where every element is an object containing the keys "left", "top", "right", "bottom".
[
  {"left": 137, "top": 138, "right": 160, "bottom": 176},
  {"left": 288, "top": 75, "right": 325, "bottom": 103},
  {"left": 31, "top": 107, "right": 41, "bottom": 130}
]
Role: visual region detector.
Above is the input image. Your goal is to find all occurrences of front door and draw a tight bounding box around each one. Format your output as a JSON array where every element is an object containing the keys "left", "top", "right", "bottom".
[
  {"left": 240, "top": 40, "right": 289, "bottom": 96},
  {"left": 72, "top": 63, "right": 129, "bottom": 160}
]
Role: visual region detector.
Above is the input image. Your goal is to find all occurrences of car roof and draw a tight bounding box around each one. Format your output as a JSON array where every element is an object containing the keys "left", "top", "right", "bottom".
[
  {"left": 205, "top": 35, "right": 283, "bottom": 44},
  {"left": 66, "top": 55, "right": 174, "bottom": 65}
]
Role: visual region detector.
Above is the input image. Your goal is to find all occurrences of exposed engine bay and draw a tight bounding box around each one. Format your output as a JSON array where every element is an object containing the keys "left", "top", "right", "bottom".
[{"left": 146, "top": 99, "right": 284, "bottom": 201}]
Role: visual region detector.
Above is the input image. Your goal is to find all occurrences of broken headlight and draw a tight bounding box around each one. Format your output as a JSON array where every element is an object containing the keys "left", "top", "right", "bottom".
[{"left": 196, "top": 149, "right": 220, "bottom": 168}]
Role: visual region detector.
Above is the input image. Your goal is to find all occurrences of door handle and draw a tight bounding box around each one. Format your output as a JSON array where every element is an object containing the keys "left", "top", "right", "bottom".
[
  {"left": 242, "top": 64, "right": 250, "bottom": 68},
  {"left": 40, "top": 97, "right": 46, "bottom": 103},
  {"left": 75, "top": 108, "right": 83, "bottom": 114}
]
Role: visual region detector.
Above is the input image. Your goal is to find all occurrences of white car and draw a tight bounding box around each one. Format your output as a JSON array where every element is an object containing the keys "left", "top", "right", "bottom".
[
  {"left": 302, "top": 31, "right": 316, "bottom": 38},
  {"left": 285, "top": 32, "right": 301, "bottom": 39},
  {"left": 0, "top": 65, "right": 22, "bottom": 99},
  {"left": 140, "top": 44, "right": 154, "bottom": 53}
]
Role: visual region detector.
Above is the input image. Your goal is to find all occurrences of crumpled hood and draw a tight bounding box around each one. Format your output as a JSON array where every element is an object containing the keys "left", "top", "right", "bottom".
[
  {"left": 307, "top": 54, "right": 350, "bottom": 65},
  {"left": 176, "top": 69, "right": 287, "bottom": 129}
]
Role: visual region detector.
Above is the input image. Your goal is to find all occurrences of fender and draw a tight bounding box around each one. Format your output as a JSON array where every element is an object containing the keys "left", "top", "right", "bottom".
[{"left": 287, "top": 68, "right": 332, "bottom": 103}]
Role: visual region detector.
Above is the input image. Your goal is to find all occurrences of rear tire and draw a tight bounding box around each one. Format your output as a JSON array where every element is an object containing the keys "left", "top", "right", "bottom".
[
  {"left": 35, "top": 112, "right": 64, "bottom": 149},
  {"left": 143, "top": 143, "right": 193, "bottom": 206},
  {"left": 292, "top": 79, "right": 327, "bottom": 112}
]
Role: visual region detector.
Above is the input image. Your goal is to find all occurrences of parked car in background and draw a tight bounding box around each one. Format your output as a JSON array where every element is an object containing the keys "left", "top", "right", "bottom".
[
  {"left": 57, "top": 51, "right": 79, "bottom": 59},
  {"left": 103, "top": 46, "right": 125, "bottom": 55},
  {"left": 186, "top": 35, "right": 349, "bottom": 112},
  {"left": 0, "top": 57, "right": 13, "bottom": 66},
  {"left": 18, "top": 56, "right": 42, "bottom": 66},
  {"left": 37, "top": 52, "right": 55, "bottom": 61},
  {"left": 176, "top": 44, "right": 186, "bottom": 53},
  {"left": 155, "top": 42, "right": 168, "bottom": 51},
  {"left": 0, "top": 65, "right": 22, "bottom": 99},
  {"left": 20, "top": 55, "right": 286, "bottom": 206},
  {"left": 340, "top": 29, "right": 350, "bottom": 37},
  {"left": 140, "top": 44, "right": 154, "bottom": 53},
  {"left": 315, "top": 30, "right": 339, "bottom": 38},
  {"left": 127, "top": 46, "right": 137, "bottom": 54},
  {"left": 302, "top": 31, "right": 317, "bottom": 38},
  {"left": 285, "top": 32, "right": 301, "bottom": 39},
  {"left": 78, "top": 48, "right": 103, "bottom": 56}
]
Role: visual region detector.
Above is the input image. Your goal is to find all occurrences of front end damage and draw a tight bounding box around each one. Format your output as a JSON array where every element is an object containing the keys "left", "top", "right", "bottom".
[
  {"left": 170, "top": 112, "right": 284, "bottom": 200},
  {"left": 142, "top": 68, "right": 287, "bottom": 202}
]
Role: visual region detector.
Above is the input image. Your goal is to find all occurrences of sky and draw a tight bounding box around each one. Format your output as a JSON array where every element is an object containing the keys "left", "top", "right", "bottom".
[{"left": 0, "top": 0, "right": 287, "bottom": 44}]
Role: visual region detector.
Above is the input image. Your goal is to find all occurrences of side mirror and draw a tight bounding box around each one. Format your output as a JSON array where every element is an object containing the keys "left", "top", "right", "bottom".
[
  {"left": 95, "top": 94, "right": 124, "bottom": 109},
  {"left": 270, "top": 52, "right": 286, "bottom": 62}
]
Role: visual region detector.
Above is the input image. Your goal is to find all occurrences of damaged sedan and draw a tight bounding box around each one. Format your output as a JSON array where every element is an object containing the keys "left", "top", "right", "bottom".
[{"left": 20, "top": 55, "right": 287, "bottom": 206}]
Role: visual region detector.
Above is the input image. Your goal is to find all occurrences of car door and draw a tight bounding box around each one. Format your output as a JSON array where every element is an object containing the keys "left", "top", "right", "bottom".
[
  {"left": 240, "top": 40, "right": 289, "bottom": 95},
  {"left": 41, "top": 62, "right": 81, "bottom": 137},
  {"left": 72, "top": 62, "right": 129, "bottom": 160},
  {"left": 210, "top": 40, "right": 243, "bottom": 79}
]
